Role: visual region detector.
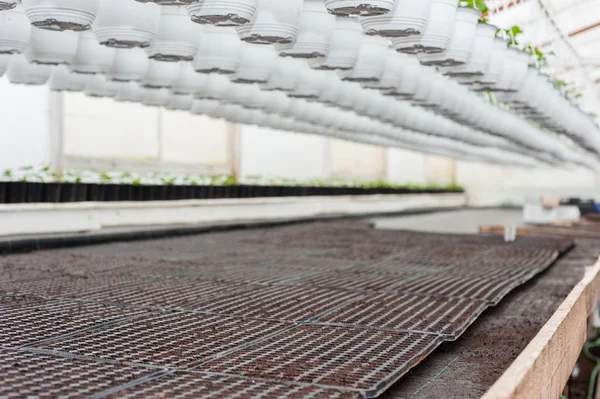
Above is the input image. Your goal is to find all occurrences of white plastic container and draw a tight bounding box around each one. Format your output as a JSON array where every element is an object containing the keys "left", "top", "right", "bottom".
[
  {"left": 136, "top": 0, "right": 195, "bottom": 5},
  {"left": 0, "top": 1, "right": 17, "bottom": 11},
  {"left": 186, "top": 0, "right": 258, "bottom": 26},
  {"left": 24, "top": 27, "right": 78, "bottom": 65},
  {"left": 143, "top": 87, "right": 170, "bottom": 106},
  {"left": 84, "top": 73, "right": 117, "bottom": 97},
  {"left": 392, "top": 0, "right": 456, "bottom": 54},
  {"left": 338, "top": 35, "right": 389, "bottom": 82},
  {"left": 275, "top": 0, "right": 335, "bottom": 59},
  {"left": 107, "top": 47, "right": 149, "bottom": 82},
  {"left": 236, "top": 0, "right": 303, "bottom": 45},
  {"left": 142, "top": 59, "right": 179, "bottom": 89},
  {"left": 22, "top": 0, "right": 100, "bottom": 32},
  {"left": 6, "top": 54, "right": 51, "bottom": 85},
  {"left": 0, "top": 54, "right": 10, "bottom": 77},
  {"left": 114, "top": 81, "right": 145, "bottom": 102},
  {"left": 359, "top": 0, "right": 432, "bottom": 37},
  {"left": 93, "top": 0, "right": 160, "bottom": 48},
  {"left": 166, "top": 93, "right": 194, "bottom": 110},
  {"left": 418, "top": 7, "right": 479, "bottom": 66},
  {"left": 261, "top": 57, "right": 303, "bottom": 91},
  {"left": 231, "top": 42, "right": 276, "bottom": 84},
  {"left": 309, "top": 16, "right": 362, "bottom": 70},
  {"left": 0, "top": 3, "right": 31, "bottom": 55},
  {"left": 192, "top": 26, "right": 241, "bottom": 75},
  {"left": 172, "top": 62, "right": 208, "bottom": 95},
  {"left": 289, "top": 66, "right": 327, "bottom": 99},
  {"left": 195, "top": 73, "right": 232, "bottom": 99},
  {"left": 323, "top": 0, "right": 395, "bottom": 17},
  {"left": 49, "top": 65, "right": 90, "bottom": 91},
  {"left": 68, "top": 30, "right": 115, "bottom": 74},
  {"left": 442, "top": 22, "right": 496, "bottom": 77},
  {"left": 146, "top": 6, "right": 201, "bottom": 62}
]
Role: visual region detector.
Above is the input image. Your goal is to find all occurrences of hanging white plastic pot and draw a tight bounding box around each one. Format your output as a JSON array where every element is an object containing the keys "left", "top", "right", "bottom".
[
  {"left": 0, "top": 3, "right": 31, "bottom": 55},
  {"left": 49, "top": 64, "right": 91, "bottom": 91},
  {"left": 68, "top": 30, "right": 115, "bottom": 74},
  {"left": 221, "top": 82, "right": 263, "bottom": 108},
  {"left": 0, "top": 1, "right": 17, "bottom": 11},
  {"left": 231, "top": 42, "right": 276, "bottom": 84},
  {"left": 338, "top": 35, "right": 389, "bottom": 82},
  {"left": 261, "top": 57, "right": 303, "bottom": 91},
  {"left": 85, "top": 73, "right": 117, "bottom": 97},
  {"left": 172, "top": 62, "right": 208, "bottom": 95},
  {"left": 22, "top": 0, "right": 100, "bottom": 32},
  {"left": 274, "top": 0, "right": 335, "bottom": 59},
  {"left": 114, "top": 81, "right": 145, "bottom": 102},
  {"left": 323, "top": 0, "right": 394, "bottom": 17},
  {"left": 6, "top": 54, "right": 51, "bottom": 84},
  {"left": 137, "top": 0, "right": 194, "bottom": 5},
  {"left": 24, "top": 27, "right": 78, "bottom": 65},
  {"left": 146, "top": 6, "right": 201, "bottom": 62},
  {"left": 418, "top": 7, "right": 479, "bottom": 66},
  {"left": 316, "top": 71, "right": 344, "bottom": 104},
  {"left": 262, "top": 91, "right": 291, "bottom": 114},
  {"left": 143, "top": 87, "right": 170, "bottom": 106},
  {"left": 192, "top": 26, "right": 241, "bottom": 75},
  {"left": 289, "top": 66, "right": 327, "bottom": 99},
  {"left": 476, "top": 38, "right": 507, "bottom": 91},
  {"left": 191, "top": 98, "right": 222, "bottom": 115},
  {"left": 166, "top": 93, "right": 194, "bottom": 110},
  {"left": 0, "top": 54, "right": 10, "bottom": 77},
  {"left": 392, "top": 0, "right": 456, "bottom": 54},
  {"left": 359, "top": 0, "right": 432, "bottom": 38},
  {"left": 442, "top": 22, "right": 496, "bottom": 77},
  {"left": 309, "top": 16, "right": 362, "bottom": 70},
  {"left": 236, "top": 0, "right": 303, "bottom": 45},
  {"left": 142, "top": 59, "right": 179, "bottom": 88},
  {"left": 363, "top": 48, "right": 403, "bottom": 91},
  {"left": 93, "top": 0, "right": 160, "bottom": 48},
  {"left": 107, "top": 48, "right": 149, "bottom": 82},
  {"left": 186, "top": 0, "right": 258, "bottom": 26},
  {"left": 195, "top": 73, "right": 232, "bottom": 99}
]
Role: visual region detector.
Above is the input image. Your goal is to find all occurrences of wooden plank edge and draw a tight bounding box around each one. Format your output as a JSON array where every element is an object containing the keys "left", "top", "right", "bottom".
[{"left": 482, "top": 257, "right": 600, "bottom": 399}]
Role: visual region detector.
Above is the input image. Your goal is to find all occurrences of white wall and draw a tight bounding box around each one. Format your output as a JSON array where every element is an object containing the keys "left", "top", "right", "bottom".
[
  {"left": 239, "top": 125, "right": 331, "bottom": 180},
  {"left": 0, "top": 78, "right": 50, "bottom": 171},
  {"left": 386, "top": 148, "right": 428, "bottom": 184},
  {"left": 330, "top": 139, "right": 385, "bottom": 180},
  {"left": 457, "top": 161, "right": 600, "bottom": 206}
]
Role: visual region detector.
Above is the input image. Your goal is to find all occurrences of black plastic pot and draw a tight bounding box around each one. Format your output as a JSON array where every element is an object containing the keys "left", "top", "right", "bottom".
[
  {"left": 42, "top": 183, "right": 61, "bottom": 203},
  {"left": 75, "top": 184, "right": 89, "bottom": 202},
  {"left": 119, "top": 184, "right": 133, "bottom": 201},
  {"left": 131, "top": 185, "right": 144, "bottom": 201},
  {"left": 88, "top": 184, "right": 106, "bottom": 201},
  {"left": 59, "top": 183, "right": 77, "bottom": 203},
  {"left": 104, "top": 184, "right": 120, "bottom": 202},
  {"left": 7, "top": 182, "right": 27, "bottom": 204},
  {"left": 26, "top": 182, "right": 44, "bottom": 203},
  {"left": 0, "top": 182, "right": 6, "bottom": 204},
  {"left": 149, "top": 185, "right": 167, "bottom": 201}
]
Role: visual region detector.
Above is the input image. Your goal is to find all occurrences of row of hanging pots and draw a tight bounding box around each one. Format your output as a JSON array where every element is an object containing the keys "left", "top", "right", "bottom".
[{"left": 0, "top": 1, "right": 597, "bottom": 168}]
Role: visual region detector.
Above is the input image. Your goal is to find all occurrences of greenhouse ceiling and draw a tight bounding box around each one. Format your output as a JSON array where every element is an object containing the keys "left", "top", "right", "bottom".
[
  {"left": 0, "top": 0, "right": 599, "bottom": 169},
  {"left": 488, "top": 0, "right": 600, "bottom": 120}
]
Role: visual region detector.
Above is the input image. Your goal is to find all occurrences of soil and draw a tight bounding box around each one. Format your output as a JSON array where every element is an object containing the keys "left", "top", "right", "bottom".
[{"left": 382, "top": 236, "right": 599, "bottom": 399}]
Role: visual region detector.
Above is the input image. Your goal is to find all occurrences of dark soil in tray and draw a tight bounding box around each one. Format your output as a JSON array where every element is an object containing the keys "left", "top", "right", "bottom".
[{"left": 0, "top": 220, "right": 580, "bottom": 398}]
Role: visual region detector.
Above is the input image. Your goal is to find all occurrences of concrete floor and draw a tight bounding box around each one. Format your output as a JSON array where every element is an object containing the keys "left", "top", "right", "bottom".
[{"left": 371, "top": 209, "right": 524, "bottom": 234}]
